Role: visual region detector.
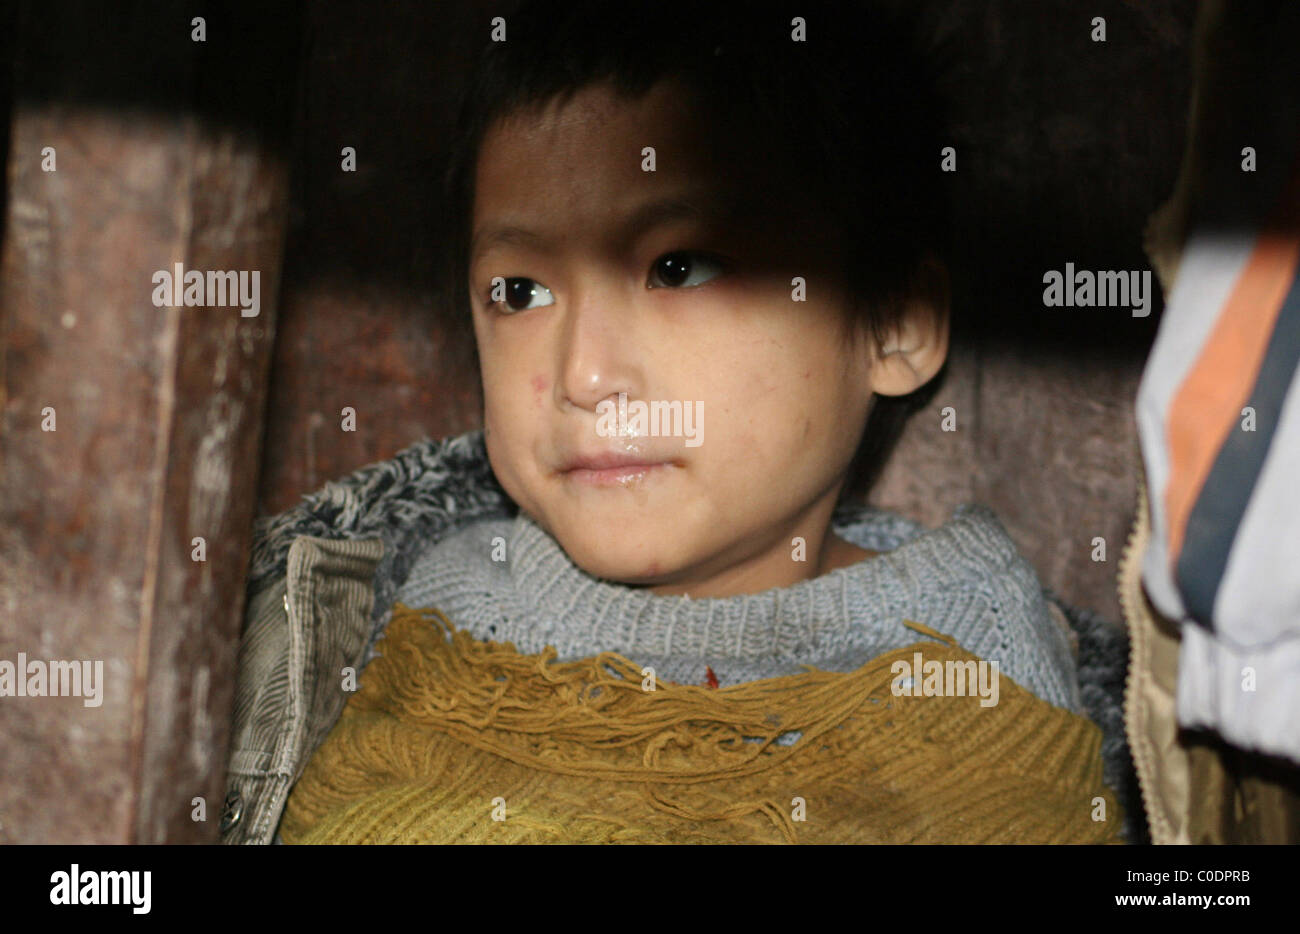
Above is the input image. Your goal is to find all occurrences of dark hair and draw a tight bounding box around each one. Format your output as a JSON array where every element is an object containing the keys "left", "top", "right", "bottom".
[{"left": 442, "top": 0, "right": 953, "bottom": 502}]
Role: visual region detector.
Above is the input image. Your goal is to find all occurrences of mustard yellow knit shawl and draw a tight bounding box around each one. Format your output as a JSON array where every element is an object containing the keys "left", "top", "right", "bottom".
[{"left": 280, "top": 603, "right": 1124, "bottom": 844}]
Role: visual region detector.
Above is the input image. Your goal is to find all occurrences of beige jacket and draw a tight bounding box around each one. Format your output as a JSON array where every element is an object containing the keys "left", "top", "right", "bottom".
[{"left": 1119, "top": 481, "right": 1300, "bottom": 842}]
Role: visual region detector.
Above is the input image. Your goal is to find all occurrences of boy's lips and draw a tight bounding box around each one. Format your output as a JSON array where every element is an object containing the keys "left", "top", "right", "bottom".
[{"left": 557, "top": 451, "right": 679, "bottom": 487}]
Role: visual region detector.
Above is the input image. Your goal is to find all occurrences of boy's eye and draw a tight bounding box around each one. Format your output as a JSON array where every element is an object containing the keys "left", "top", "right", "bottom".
[
  {"left": 647, "top": 251, "right": 726, "bottom": 289},
  {"left": 488, "top": 277, "right": 555, "bottom": 313},
  {"left": 486, "top": 252, "right": 724, "bottom": 311}
]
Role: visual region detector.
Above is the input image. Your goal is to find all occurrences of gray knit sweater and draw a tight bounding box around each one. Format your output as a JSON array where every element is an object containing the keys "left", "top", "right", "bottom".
[{"left": 396, "top": 501, "right": 1082, "bottom": 713}]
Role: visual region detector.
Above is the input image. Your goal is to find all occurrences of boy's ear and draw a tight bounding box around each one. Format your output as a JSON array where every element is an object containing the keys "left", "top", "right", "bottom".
[{"left": 868, "top": 254, "right": 950, "bottom": 397}]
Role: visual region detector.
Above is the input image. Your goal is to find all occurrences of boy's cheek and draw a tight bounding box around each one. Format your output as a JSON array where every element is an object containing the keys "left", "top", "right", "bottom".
[{"left": 482, "top": 426, "right": 539, "bottom": 518}]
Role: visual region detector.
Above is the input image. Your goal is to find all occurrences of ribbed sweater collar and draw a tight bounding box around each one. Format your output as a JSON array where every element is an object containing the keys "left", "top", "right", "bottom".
[{"left": 504, "top": 502, "right": 1019, "bottom": 643}]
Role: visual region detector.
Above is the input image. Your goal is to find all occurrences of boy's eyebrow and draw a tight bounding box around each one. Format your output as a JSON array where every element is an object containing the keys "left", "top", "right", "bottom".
[{"left": 470, "top": 191, "right": 735, "bottom": 265}]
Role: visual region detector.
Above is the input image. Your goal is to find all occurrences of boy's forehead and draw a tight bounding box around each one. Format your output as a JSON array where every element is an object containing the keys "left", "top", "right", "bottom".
[
  {"left": 475, "top": 81, "right": 728, "bottom": 212},
  {"left": 488, "top": 79, "right": 716, "bottom": 162},
  {"left": 471, "top": 80, "right": 806, "bottom": 257}
]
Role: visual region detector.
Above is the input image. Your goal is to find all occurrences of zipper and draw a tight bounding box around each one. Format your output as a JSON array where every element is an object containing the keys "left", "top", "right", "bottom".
[{"left": 1117, "top": 474, "right": 1164, "bottom": 844}]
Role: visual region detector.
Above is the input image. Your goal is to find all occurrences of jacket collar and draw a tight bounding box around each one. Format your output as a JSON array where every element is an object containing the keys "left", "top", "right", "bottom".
[{"left": 248, "top": 430, "right": 514, "bottom": 642}]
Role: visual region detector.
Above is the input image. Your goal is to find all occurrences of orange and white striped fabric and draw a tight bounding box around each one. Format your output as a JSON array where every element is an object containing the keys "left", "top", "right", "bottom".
[{"left": 1136, "top": 152, "right": 1300, "bottom": 763}]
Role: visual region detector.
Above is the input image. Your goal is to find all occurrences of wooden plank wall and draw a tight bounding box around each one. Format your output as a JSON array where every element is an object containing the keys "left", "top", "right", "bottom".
[{"left": 0, "top": 1, "right": 301, "bottom": 843}]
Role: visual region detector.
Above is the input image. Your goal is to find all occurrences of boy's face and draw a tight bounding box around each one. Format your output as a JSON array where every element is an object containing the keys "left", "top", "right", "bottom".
[{"left": 469, "top": 78, "right": 930, "bottom": 596}]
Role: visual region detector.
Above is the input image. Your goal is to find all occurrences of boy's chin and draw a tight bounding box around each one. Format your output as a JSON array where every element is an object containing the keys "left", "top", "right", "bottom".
[{"left": 558, "top": 535, "right": 692, "bottom": 587}]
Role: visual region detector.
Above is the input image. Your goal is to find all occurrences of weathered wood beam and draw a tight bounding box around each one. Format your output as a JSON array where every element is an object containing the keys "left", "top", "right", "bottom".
[{"left": 0, "top": 0, "right": 301, "bottom": 843}]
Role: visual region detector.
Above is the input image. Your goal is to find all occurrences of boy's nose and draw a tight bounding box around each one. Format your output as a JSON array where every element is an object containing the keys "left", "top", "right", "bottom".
[{"left": 555, "top": 285, "right": 647, "bottom": 414}]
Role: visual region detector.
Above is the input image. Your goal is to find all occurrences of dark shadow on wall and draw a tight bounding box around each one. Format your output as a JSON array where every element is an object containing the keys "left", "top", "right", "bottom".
[
  {"left": 0, "top": 0, "right": 15, "bottom": 270},
  {"left": 5, "top": 0, "right": 301, "bottom": 154}
]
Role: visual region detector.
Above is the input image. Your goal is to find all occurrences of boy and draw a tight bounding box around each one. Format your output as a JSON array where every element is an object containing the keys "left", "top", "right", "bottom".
[{"left": 225, "top": 0, "right": 1130, "bottom": 844}]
